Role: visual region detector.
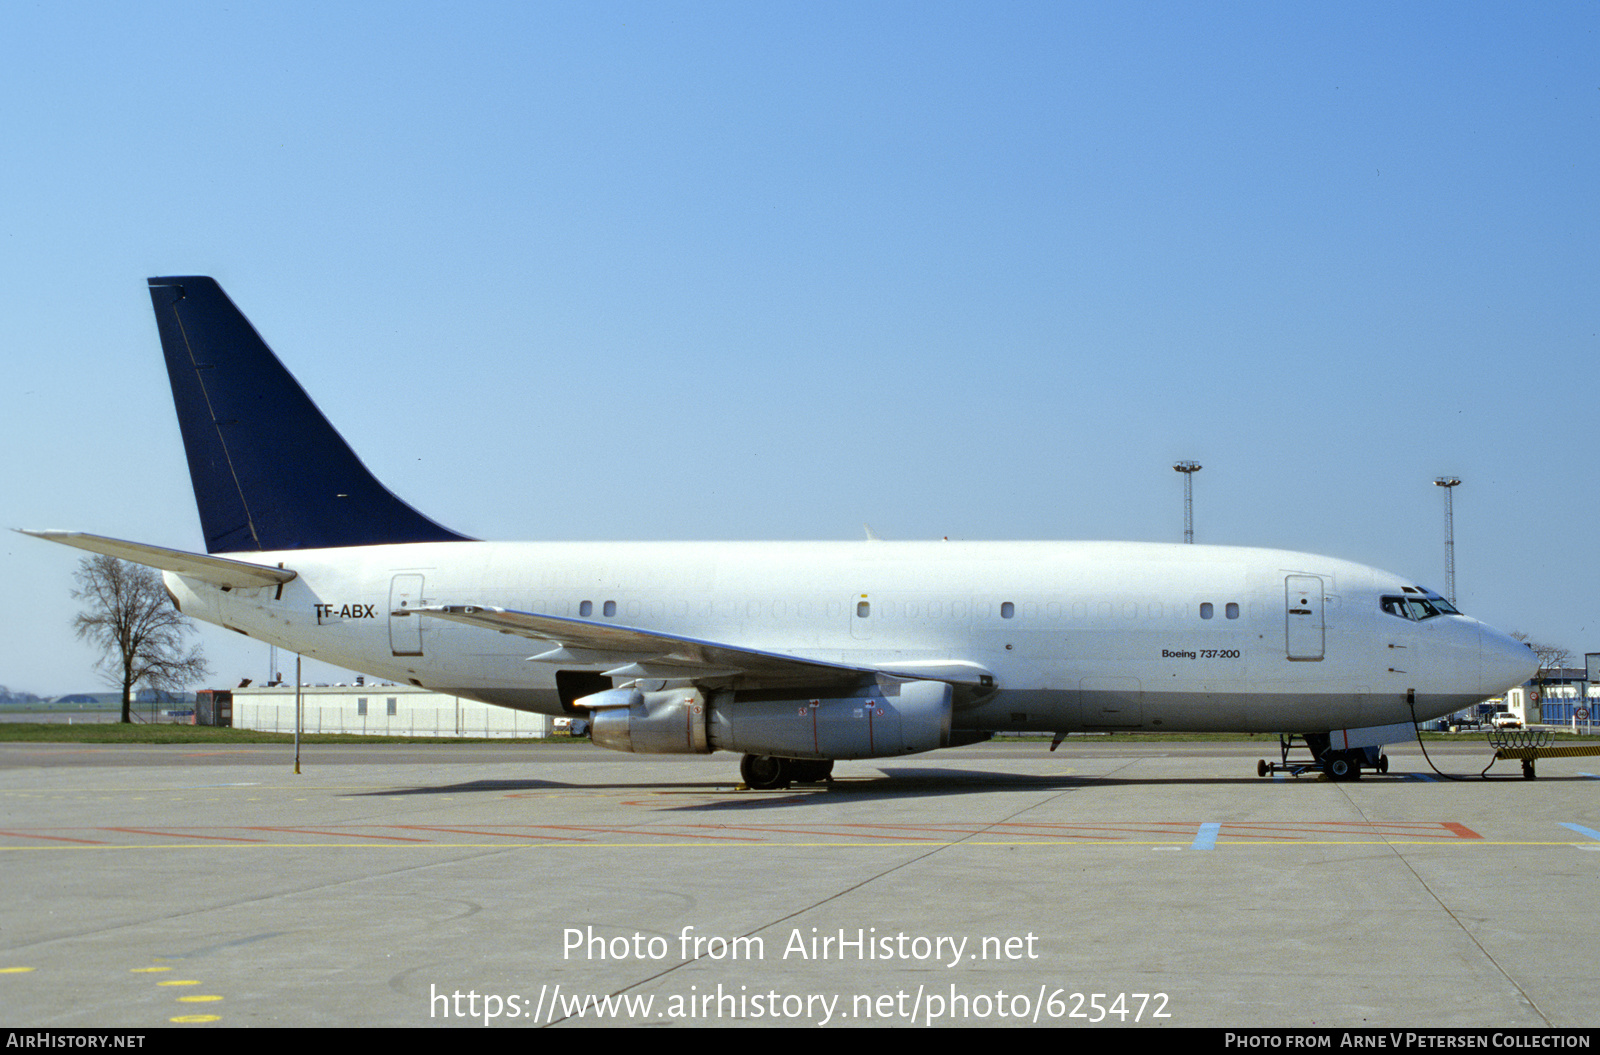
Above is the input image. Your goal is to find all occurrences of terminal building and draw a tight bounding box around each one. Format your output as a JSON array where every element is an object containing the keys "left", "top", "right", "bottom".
[{"left": 216, "top": 683, "right": 555, "bottom": 738}]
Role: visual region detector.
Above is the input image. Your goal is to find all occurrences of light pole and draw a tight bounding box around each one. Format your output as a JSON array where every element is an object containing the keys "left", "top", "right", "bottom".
[
  {"left": 1435, "top": 477, "right": 1460, "bottom": 604},
  {"left": 1174, "top": 462, "right": 1202, "bottom": 543}
]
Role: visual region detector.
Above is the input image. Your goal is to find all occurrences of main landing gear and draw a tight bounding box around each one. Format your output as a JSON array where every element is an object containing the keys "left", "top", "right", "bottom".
[
  {"left": 1256, "top": 734, "right": 1389, "bottom": 781},
  {"left": 738, "top": 754, "right": 835, "bottom": 790}
]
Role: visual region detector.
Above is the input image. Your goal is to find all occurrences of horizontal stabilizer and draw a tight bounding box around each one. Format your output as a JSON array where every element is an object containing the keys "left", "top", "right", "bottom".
[{"left": 19, "top": 530, "right": 297, "bottom": 589}]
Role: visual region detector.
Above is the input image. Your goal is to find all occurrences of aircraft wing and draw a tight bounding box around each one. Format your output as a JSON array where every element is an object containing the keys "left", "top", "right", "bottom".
[
  {"left": 408, "top": 604, "right": 994, "bottom": 692},
  {"left": 18, "top": 530, "right": 297, "bottom": 589}
]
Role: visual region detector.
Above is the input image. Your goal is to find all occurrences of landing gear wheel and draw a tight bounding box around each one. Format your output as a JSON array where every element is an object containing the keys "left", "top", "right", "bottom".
[
  {"left": 1326, "top": 755, "right": 1357, "bottom": 781},
  {"left": 1377, "top": 754, "right": 1389, "bottom": 775},
  {"left": 1257, "top": 759, "right": 1269, "bottom": 778},
  {"left": 740, "top": 754, "right": 792, "bottom": 790},
  {"left": 790, "top": 759, "right": 834, "bottom": 784},
  {"left": 1522, "top": 759, "right": 1536, "bottom": 780}
]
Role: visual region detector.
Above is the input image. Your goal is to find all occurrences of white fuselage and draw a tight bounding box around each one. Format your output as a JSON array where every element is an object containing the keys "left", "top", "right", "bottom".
[{"left": 164, "top": 539, "right": 1534, "bottom": 737}]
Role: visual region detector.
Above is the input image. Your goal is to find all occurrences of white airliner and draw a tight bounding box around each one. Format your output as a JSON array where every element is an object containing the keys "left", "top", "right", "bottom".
[{"left": 24, "top": 277, "right": 1536, "bottom": 787}]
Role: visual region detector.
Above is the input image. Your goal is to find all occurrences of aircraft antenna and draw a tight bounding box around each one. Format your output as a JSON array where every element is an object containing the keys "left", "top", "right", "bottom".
[
  {"left": 1435, "top": 477, "right": 1460, "bottom": 603},
  {"left": 1173, "top": 462, "right": 1202, "bottom": 543}
]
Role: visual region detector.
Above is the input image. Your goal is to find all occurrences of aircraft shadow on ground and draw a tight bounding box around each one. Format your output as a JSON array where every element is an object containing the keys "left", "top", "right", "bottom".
[
  {"left": 342, "top": 761, "right": 1583, "bottom": 805},
  {"left": 354, "top": 767, "right": 1319, "bottom": 807}
]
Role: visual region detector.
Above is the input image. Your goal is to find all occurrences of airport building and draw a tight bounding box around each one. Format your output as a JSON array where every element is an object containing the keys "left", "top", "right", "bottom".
[
  {"left": 1505, "top": 670, "right": 1599, "bottom": 728},
  {"left": 226, "top": 683, "right": 555, "bottom": 738}
]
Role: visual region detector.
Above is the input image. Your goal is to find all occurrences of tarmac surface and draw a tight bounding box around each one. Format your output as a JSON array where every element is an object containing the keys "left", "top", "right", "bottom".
[{"left": 1, "top": 738, "right": 1597, "bottom": 1029}]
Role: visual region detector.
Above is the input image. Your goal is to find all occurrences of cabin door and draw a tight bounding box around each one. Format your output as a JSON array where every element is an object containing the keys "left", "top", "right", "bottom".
[
  {"left": 1285, "top": 574, "right": 1325, "bottom": 661},
  {"left": 389, "top": 574, "right": 426, "bottom": 656}
]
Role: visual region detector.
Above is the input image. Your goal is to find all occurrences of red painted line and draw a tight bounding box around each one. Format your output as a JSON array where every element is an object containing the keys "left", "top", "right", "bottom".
[
  {"left": 986, "top": 822, "right": 1206, "bottom": 835},
  {"left": 833, "top": 822, "right": 1120, "bottom": 839},
  {"left": 1213, "top": 821, "right": 1481, "bottom": 839},
  {"left": 104, "top": 828, "right": 266, "bottom": 843},
  {"left": 684, "top": 823, "right": 943, "bottom": 842},
  {"left": 391, "top": 825, "right": 589, "bottom": 842},
  {"left": 538, "top": 825, "right": 760, "bottom": 841},
  {"left": 241, "top": 826, "right": 433, "bottom": 843},
  {"left": 840, "top": 822, "right": 1185, "bottom": 840},
  {"left": 0, "top": 829, "right": 107, "bottom": 845}
]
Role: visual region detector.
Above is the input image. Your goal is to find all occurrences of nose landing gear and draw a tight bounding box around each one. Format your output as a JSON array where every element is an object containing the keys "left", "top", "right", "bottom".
[{"left": 1256, "top": 734, "right": 1387, "bottom": 780}]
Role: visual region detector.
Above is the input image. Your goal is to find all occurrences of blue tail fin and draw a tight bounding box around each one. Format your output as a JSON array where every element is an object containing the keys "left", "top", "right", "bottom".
[{"left": 148, "top": 276, "right": 470, "bottom": 553}]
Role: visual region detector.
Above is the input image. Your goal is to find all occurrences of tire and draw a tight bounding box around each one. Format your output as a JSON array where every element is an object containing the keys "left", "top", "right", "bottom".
[
  {"left": 792, "top": 759, "right": 835, "bottom": 784},
  {"left": 740, "top": 754, "right": 791, "bottom": 790}
]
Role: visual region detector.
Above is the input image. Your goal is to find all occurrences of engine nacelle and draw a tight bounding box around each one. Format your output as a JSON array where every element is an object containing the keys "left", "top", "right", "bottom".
[
  {"left": 575, "top": 680, "right": 954, "bottom": 760},
  {"left": 582, "top": 687, "right": 713, "bottom": 754},
  {"left": 710, "top": 680, "right": 953, "bottom": 759}
]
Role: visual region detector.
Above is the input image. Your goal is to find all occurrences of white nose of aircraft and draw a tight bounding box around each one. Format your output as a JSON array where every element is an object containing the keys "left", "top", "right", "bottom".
[{"left": 1481, "top": 625, "right": 1539, "bottom": 694}]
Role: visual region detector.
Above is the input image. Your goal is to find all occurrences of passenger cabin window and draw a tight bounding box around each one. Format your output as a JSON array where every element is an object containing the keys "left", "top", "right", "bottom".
[
  {"left": 856, "top": 601, "right": 870, "bottom": 618},
  {"left": 603, "top": 600, "right": 617, "bottom": 617},
  {"left": 579, "top": 600, "right": 593, "bottom": 617},
  {"left": 1200, "top": 603, "right": 1214, "bottom": 619},
  {"left": 1001, "top": 602, "right": 1015, "bottom": 619},
  {"left": 1225, "top": 603, "right": 1239, "bottom": 620}
]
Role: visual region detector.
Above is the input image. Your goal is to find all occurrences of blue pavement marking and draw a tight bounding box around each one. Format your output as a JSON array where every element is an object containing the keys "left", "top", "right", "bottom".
[
  {"left": 1580, "top": 773, "right": 1599, "bottom": 781},
  {"left": 1191, "top": 823, "right": 1220, "bottom": 850},
  {"left": 1560, "top": 823, "right": 1600, "bottom": 842}
]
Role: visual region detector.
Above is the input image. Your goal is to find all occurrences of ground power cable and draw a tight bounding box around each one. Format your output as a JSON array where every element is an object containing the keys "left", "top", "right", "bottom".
[{"left": 1405, "top": 692, "right": 1526, "bottom": 781}]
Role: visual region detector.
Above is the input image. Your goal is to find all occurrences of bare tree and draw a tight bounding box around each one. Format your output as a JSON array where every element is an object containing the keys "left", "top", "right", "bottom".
[{"left": 72, "top": 555, "right": 209, "bottom": 723}]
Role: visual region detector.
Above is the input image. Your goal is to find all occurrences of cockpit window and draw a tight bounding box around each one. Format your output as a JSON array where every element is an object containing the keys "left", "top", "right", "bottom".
[
  {"left": 1381, "top": 591, "right": 1459, "bottom": 621},
  {"left": 1426, "top": 593, "right": 1459, "bottom": 615}
]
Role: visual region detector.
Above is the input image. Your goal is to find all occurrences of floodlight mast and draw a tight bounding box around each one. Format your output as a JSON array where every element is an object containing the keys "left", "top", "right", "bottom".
[
  {"left": 1435, "top": 477, "right": 1461, "bottom": 604},
  {"left": 1174, "top": 461, "right": 1202, "bottom": 544}
]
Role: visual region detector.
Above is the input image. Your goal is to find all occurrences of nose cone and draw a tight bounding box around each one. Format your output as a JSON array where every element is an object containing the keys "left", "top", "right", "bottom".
[{"left": 1481, "top": 626, "right": 1539, "bottom": 694}]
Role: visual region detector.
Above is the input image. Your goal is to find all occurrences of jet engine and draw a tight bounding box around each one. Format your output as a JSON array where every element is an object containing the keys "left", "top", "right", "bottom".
[{"left": 579, "top": 679, "right": 954, "bottom": 760}]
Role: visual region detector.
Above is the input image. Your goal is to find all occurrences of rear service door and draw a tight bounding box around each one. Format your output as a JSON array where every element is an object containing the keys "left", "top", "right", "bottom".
[{"left": 389, "top": 574, "right": 426, "bottom": 656}]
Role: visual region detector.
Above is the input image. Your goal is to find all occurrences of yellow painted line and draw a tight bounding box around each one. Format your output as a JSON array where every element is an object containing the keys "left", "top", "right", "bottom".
[
  {"left": 1, "top": 967, "right": 35, "bottom": 974},
  {"left": 159, "top": 979, "right": 201, "bottom": 986},
  {"left": 170, "top": 1014, "right": 220, "bottom": 1023},
  {"left": 130, "top": 966, "right": 171, "bottom": 973},
  {"left": 176, "top": 995, "right": 223, "bottom": 1003},
  {"left": 1, "top": 839, "right": 1597, "bottom": 850}
]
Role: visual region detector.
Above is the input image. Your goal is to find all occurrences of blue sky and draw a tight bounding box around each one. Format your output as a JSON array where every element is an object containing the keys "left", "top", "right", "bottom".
[{"left": 3, "top": 2, "right": 1595, "bottom": 693}]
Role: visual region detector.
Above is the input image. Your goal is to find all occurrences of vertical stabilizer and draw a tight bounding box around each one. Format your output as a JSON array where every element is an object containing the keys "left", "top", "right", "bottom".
[{"left": 147, "top": 276, "right": 470, "bottom": 553}]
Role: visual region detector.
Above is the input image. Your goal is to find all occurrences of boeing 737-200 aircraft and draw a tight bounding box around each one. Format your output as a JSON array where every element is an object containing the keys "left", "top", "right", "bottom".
[{"left": 25, "top": 277, "right": 1536, "bottom": 787}]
